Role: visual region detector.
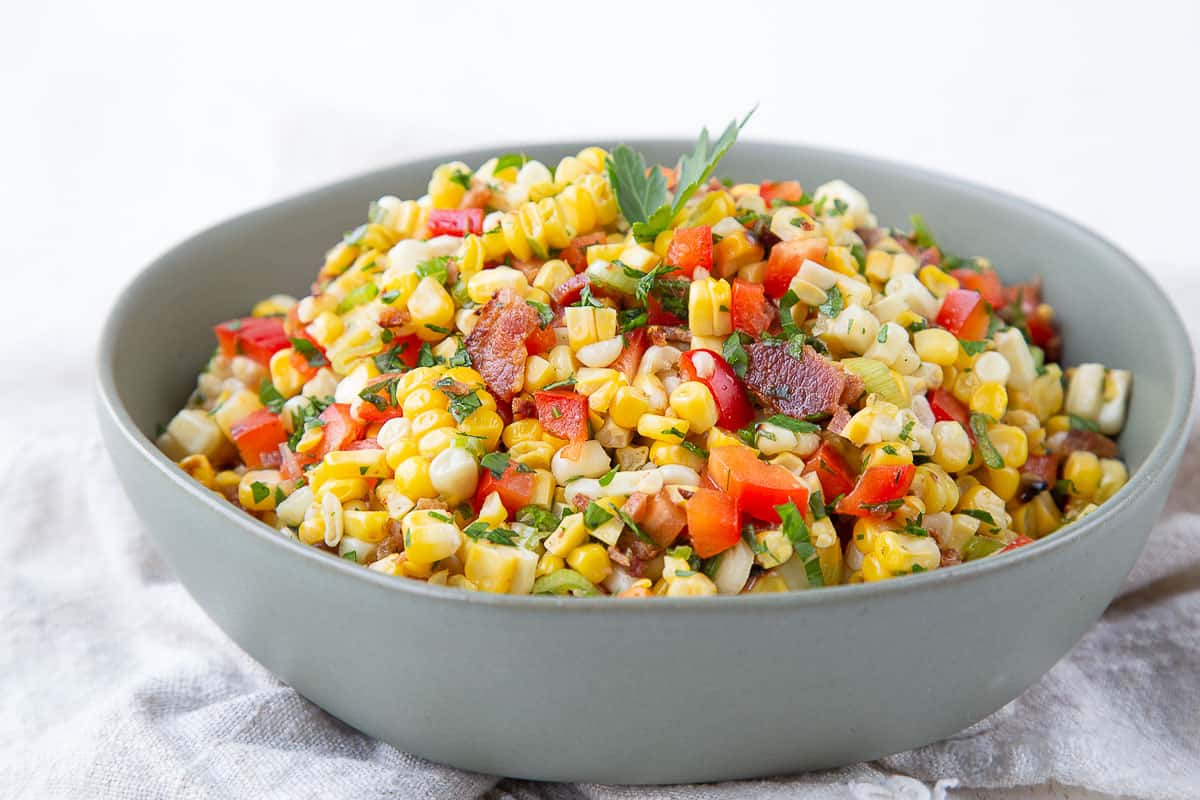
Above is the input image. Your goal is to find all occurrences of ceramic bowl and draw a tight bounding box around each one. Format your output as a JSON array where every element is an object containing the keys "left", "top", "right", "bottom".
[{"left": 96, "top": 141, "right": 1194, "bottom": 784}]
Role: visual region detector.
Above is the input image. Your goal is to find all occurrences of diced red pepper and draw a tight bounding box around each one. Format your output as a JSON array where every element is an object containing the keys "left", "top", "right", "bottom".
[
  {"left": 1021, "top": 453, "right": 1059, "bottom": 487},
  {"left": 929, "top": 388, "right": 970, "bottom": 428},
  {"left": 474, "top": 463, "right": 536, "bottom": 514},
  {"left": 376, "top": 334, "right": 424, "bottom": 371},
  {"left": 802, "top": 443, "right": 857, "bottom": 499},
  {"left": 550, "top": 273, "right": 589, "bottom": 306},
  {"left": 525, "top": 324, "right": 558, "bottom": 356},
  {"left": 1001, "top": 535, "right": 1035, "bottom": 553},
  {"left": 611, "top": 327, "right": 648, "bottom": 381},
  {"left": 950, "top": 267, "right": 1005, "bottom": 309},
  {"left": 686, "top": 488, "right": 741, "bottom": 558},
  {"left": 354, "top": 373, "right": 407, "bottom": 424},
  {"left": 836, "top": 464, "right": 916, "bottom": 518},
  {"left": 679, "top": 349, "right": 755, "bottom": 430},
  {"left": 283, "top": 306, "right": 324, "bottom": 358},
  {"left": 706, "top": 445, "right": 810, "bottom": 524},
  {"left": 936, "top": 289, "right": 990, "bottom": 341},
  {"left": 646, "top": 293, "right": 685, "bottom": 325},
  {"left": 214, "top": 316, "right": 291, "bottom": 368},
  {"left": 534, "top": 389, "right": 589, "bottom": 442},
  {"left": 559, "top": 232, "right": 608, "bottom": 273},
  {"left": 317, "top": 403, "right": 365, "bottom": 457},
  {"left": 763, "top": 238, "right": 828, "bottom": 298},
  {"left": 730, "top": 279, "right": 773, "bottom": 337},
  {"left": 344, "top": 437, "right": 381, "bottom": 451},
  {"left": 425, "top": 208, "right": 483, "bottom": 238},
  {"left": 665, "top": 225, "right": 712, "bottom": 278},
  {"left": 759, "top": 180, "right": 806, "bottom": 207},
  {"left": 230, "top": 409, "right": 287, "bottom": 469},
  {"left": 278, "top": 442, "right": 317, "bottom": 481}
]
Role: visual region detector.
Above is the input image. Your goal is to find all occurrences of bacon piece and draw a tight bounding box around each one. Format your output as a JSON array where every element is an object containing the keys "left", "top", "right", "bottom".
[
  {"left": 415, "top": 498, "right": 449, "bottom": 511},
  {"left": 1046, "top": 429, "right": 1119, "bottom": 460},
  {"left": 465, "top": 288, "right": 538, "bottom": 404},
  {"left": 511, "top": 258, "right": 543, "bottom": 282},
  {"left": 511, "top": 395, "right": 537, "bottom": 420},
  {"left": 743, "top": 342, "right": 856, "bottom": 419},
  {"left": 460, "top": 186, "right": 493, "bottom": 210},
  {"left": 378, "top": 307, "right": 411, "bottom": 329},
  {"left": 855, "top": 227, "right": 885, "bottom": 249},
  {"left": 559, "top": 232, "right": 608, "bottom": 273}
]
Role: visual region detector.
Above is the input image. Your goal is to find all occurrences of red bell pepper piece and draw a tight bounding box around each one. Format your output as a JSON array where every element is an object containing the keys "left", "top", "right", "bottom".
[
  {"left": 1001, "top": 535, "right": 1035, "bottom": 552},
  {"left": 214, "top": 316, "right": 292, "bottom": 368},
  {"left": 646, "top": 293, "right": 685, "bottom": 325},
  {"left": 928, "top": 388, "right": 975, "bottom": 444},
  {"left": 730, "top": 278, "right": 773, "bottom": 337},
  {"left": 610, "top": 328, "right": 648, "bottom": 381},
  {"left": 534, "top": 390, "right": 589, "bottom": 442},
  {"left": 759, "top": 180, "right": 806, "bottom": 206},
  {"left": 679, "top": 349, "right": 755, "bottom": 430},
  {"left": 354, "top": 373, "right": 406, "bottom": 424},
  {"left": 706, "top": 445, "right": 810, "bottom": 523},
  {"left": 686, "top": 488, "right": 741, "bottom": 558},
  {"left": 316, "top": 403, "right": 365, "bottom": 457},
  {"left": 936, "top": 289, "right": 990, "bottom": 341},
  {"left": 836, "top": 464, "right": 916, "bottom": 517},
  {"left": 278, "top": 442, "right": 317, "bottom": 481},
  {"left": 525, "top": 324, "right": 558, "bottom": 356},
  {"left": 665, "top": 225, "right": 712, "bottom": 278},
  {"left": 425, "top": 208, "right": 483, "bottom": 238},
  {"left": 763, "top": 238, "right": 828, "bottom": 298},
  {"left": 558, "top": 232, "right": 607, "bottom": 273},
  {"left": 230, "top": 409, "right": 287, "bottom": 469},
  {"left": 802, "top": 443, "right": 857, "bottom": 499},
  {"left": 950, "top": 267, "right": 1005, "bottom": 309},
  {"left": 474, "top": 462, "right": 536, "bottom": 514}
]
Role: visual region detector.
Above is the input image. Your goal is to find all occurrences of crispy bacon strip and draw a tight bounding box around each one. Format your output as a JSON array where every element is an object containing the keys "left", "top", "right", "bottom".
[
  {"left": 743, "top": 342, "right": 857, "bottom": 419},
  {"left": 465, "top": 288, "right": 538, "bottom": 404}
]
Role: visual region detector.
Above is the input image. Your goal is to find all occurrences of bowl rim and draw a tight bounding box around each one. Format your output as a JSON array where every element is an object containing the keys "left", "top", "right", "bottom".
[{"left": 95, "top": 137, "right": 1197, "bottom": 612}]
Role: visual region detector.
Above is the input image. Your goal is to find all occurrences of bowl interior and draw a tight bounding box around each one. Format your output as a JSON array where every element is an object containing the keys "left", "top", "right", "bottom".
[{"left": 106, "top": 140, "right": 1190, "bottom": 482}]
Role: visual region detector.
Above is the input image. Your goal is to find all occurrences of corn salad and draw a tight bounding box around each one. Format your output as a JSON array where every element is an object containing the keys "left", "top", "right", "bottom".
[{"left": 159, "top": 116, "right": 1132, "bottom": 597}]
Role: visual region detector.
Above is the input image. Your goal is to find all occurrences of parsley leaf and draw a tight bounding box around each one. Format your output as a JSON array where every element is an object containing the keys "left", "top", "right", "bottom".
[
  {"left": 527, "top": 300, "right": 554, "bottom": 328},
  {"left": 775, "top": 500, "right": 824, "bottom": 587},
  {"left": 961, "top": 509, "right": 997, "bottom": 526},
  {"left": 493, "top": 153, "right": 528, "bottom": 174},
  {"left": 818, "top": 285, "right": 844, "bottom": 318},
  {"left": 516, "top": 505, "right": 560, "bottom": 532},
  {"left": 766, "top": 414, "right": 820, "bottom": 434},
  {"left": 969, "top": 412, "right": 1005, "bottom": 469},
  {"left": 479, "top": 451, "right": 510, "bottom": 479},
  {"left": 290, "top": 338, "right": 328, "bottom": 368},
  {"left": 584, "top": 502, "right": 614, "bottom": 529},
  {"left": 250, "top": 481, "right": 270, "bottom": 503},
  {"left": 960, "top": 340, "right": 988, "bottom": 356},
  {"left": 910, "top": 214, "right": 937, "bottom": 249},
  {"left": 1068, "top": 414, "right": 1100, "bottom": 433},
  {"left": 723, "top": 332, "right": 750, "bottom": 378},
  {"left": 605, "top": 145, "right": 668, "bottom": 228},
  {"left": 258, "top": 380, "right": 285, "bottom": 414},
  {"left": 463, "top": 521, "right": 519, "bottom": 546}
]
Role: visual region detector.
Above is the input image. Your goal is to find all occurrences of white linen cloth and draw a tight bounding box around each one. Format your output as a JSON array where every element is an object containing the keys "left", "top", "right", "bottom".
[{"left": 0, "top": 338, "right": 1196, "bottom": 800}]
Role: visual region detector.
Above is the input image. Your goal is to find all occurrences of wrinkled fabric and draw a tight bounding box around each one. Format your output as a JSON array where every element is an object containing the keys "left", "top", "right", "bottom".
[{"left": 1, "top": 355, "right": 1197, "bottom": 800}]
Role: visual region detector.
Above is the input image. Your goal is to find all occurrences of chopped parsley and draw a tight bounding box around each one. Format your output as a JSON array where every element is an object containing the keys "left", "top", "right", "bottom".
[
  {"left": 463, "top": 521, "right": 518, "bottom": 546},
  {"left": 289, "top": 337, "right": 328, "bottom": 368},
  {"left": 336, "top": 282, "right": 378, "bottom": 314},
  {"left": 527, "top": 300, "right": 555, "bottom": 328},
  {"left": 910, "top": 214, "right": 937, "bottom": 249},
  {"left": 877, "top": 325, "right": 889, "bottom": 343},
  {"left": 969, "top": 412, "right": 1005, "bottom": 469},
  {"left": 374, "top": 341, "right": 413, "bottom": 373},
  {"left": 1068, "top": 414, "right": 1100, "bottom": 433},
  {"left": 598, "top": 467, "right": 619, "bottom": 487},
  {"left": 961, "top": 509, "right": 997, "bottom": 526},
  {"left": 258, "top": 380, "right": 286, "bottom": 414},
  {"left": 416, "top": 255, "right": 451, "bottom": 284},
  {"left": 250, "top": 481, "right": 270, "bottom": 503},
  {"left": 766, "top": 414, "right": 820, "bottom": 434},
  {"left": 960, "top": 340, "right": 988, "bottom": 356},
  {"left": 681, "top": 440, "right": 709, "bottom": 458},
  {"left": 818, "top": 285, "right": 844, "bottom": 319},
  {"left": 479, "top": 451, "right": 510, "bottom": 479},
  {"left": 722, "top": 332, "right": 750, "bottom": 378},
  {"left": 776, "top": 500, "right": 824, "bottom": 587},
  {"left": 516, "top": 505, "right": 561, "bottom": 532},
  {"left": 583, "top": 502, "right": 614, "bottom": 529},
  {"left": 493, "top": 153, "right": 528, "bottom": 174}
]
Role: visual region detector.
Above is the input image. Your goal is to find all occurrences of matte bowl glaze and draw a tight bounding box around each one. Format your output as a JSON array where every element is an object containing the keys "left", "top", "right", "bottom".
[{"left": 96, "top": 141, "right": 1194, "bottom": 784}]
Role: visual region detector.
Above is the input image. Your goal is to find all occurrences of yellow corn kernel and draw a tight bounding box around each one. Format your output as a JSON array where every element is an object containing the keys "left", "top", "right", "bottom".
[
  {"left": 1030, "top": 365, "right": 1065, "bottom": 421},
  {"left": 668, "top": 381, "right": 719, "bottom": 435},
  {"left": 918, "top": 265, "right": 959, "bottom": 298},
  {"left": 237, "top": 470, "right": 281, "bottom": 511},
  {"left": 533, "top": 259, "right": 574, "bottom": 295},
  {"left": 862, "top": 441, "right": 913, "bottom": 467},
  {"left": 343, "top": 509, "right": 389, "bottom": 542},
  {"left": 1063, "top": 451, "right": 1102, "bottom": 499},
  {"left": 683, "top": 190, "right": 736, "bottom": 228},
  {"left": 407, "top": 277, "right": 455, "bottom": 341},
  {"left": 178, "top": 454, "right": 216, "bottom": 489},
  {"left": 980, "top": 466, "right": 1021, "bottom": 502},
  {"left": 475, "top": 491, "right": 508, "bottom": 529},
  {"left": 861, "top": 554, "right": 890, "bottom": 582},
  {"left": 931, "top": 421, "right": 972, "bottom": 473},
  {"left": 322, "top": 448, "right": 390, "bottom": 479},
  {"left": 852, "top": 517, "right": 894, "bottom": 555},
  {"left": 459, "top": 408, "right": 504, "bottom": 450},
  {"left": 267, "top": 349, "right": 305, "bottom": 399},
  {"left": 401, "top": 386, "right": 448, "bottom": 417},
  {"left": 637, "top": 414, "right": 689, "bottom": 443},
  {"left": 1046, "top": 415, "right": 1070, "bottom": 435},
  {"left": 909, "top": 463, "right": 960, "bottom": 514},
  {"left": 410, "top": 409, "right": 456, "bottom": 439},
  {"left": 463, "top": 540, "right": 519, "bottom": 593},
  {"left": 705, "top": 428, "right": 742, "bottom": 451},
  {"left": 546, "top": 344, "right": 577, "bottom": 383},
  {"left": 666, "top": 573, "right": 719, "bottom": 597},
  {"left": 712, "top": 230, "right": 764, "bottom": 278},
  {"left": 298, "top": 515, "right": 325, "bottom": 545},
  {"left": 874, "top": 531, "right": 941, "bottom": 574},
  {"left": 951, "top": 368, "right": 981, "bottom": 406},
  {"left": 508, "top": 440, "right": 555, "bottom": 471},
  {"left": 610, "top": 385, "right": 650, "bottom": 429},
  {"left": 545, "top": 513, "right": 588, "bottom": 557},
  {"left": 525, "top": 355, "right": 556, "bottom": 392},
  {"left": 566, "top": 543, "right": 613, "bottom": 584},
  {"left": 913, "top": 328, "right": 959, "bottom": 366},
  {"left": 687, "top": 277, "right": 732, "bottom": 337},
  {"left": 317, "top": 478, "right": 369, "bottom": 503},
  {"left": 1094, "top": 459, "right": 1128, "bottom": 504},
  {"left": 418, "top": 427, "right": 457, "bottom": 460},
  {"left": 537, "top": 552, "right": 565, "bottom": 577},
  {"left": 754, "top": 529, "right": 793, "bottom": 569},
  {"left": 402, "top": 558, "right": 435, "bottom": 580},
  {"left": 212, "top": 469, "right": 240, "bottom": 497},
  {"left": 970, "top": 382, "right": 1008, "bottom": 419},
  {"left": 401, "top": 511, "right": 462, "bottom": 564},
  {"left": 211, "top": 389, "right": 264, "bottom": 438},
  {"left": 393, "top": 456, "right": 435, "bottom": 499},
  {"left": 502, "top": 419, "right": 545, "bottom": 448},
  {"left": 467, "top": 266, "right": 529, "bottom": 305},
  {"left": 958, "top": 483, "right": 1010, "bottom": 529},
  {"left": 987, "top": 424, "right": 1028, "bottom": 469},
  {"left": 384, "top": 437, "right": 420, "bottom": 470}
]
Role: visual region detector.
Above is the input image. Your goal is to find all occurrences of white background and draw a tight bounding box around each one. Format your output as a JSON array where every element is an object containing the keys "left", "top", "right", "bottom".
[{"left": 2, "top": 2, "right": 1196, "bottom": 797}]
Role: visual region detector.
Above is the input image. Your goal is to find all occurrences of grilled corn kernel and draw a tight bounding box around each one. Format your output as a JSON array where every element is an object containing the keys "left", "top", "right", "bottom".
[
  {"left": 637, "top": 414, "right": 689, "bottom": 443},
  {"left": 1063, "top": 451, "right": 1102, "bottom": 498},
  {"left": 567, "top": 543, "right": 613, "bottom": 584},
  {"left": 467, "top": 266, "right": 528, "bottom": 305},
  {"left": 909, "top": 463, "right": 960, "bottom": 514},
  {"left": 970, "top": 382, "right": 1008, "bottom": 419},
  {"left": 669, "top": 381, "right": 719, "bottom": 435},
  {"left": 980, "top": 465, "right": 1021, "bottom": 502},
  {"left": 987, "top": 424, "right": 1028, "bottom": 469},
  {"left": 862, "top": 441, "right": 913, "bottom": 467},
  {"left": 393, "top": 455, "right": 435, "bottom": 499},
  {"left": 913, "top": 328, "right": 960, "bottom": 366},
  {"left": 932, "top": 421, "right": 972, "bottom": 472}
]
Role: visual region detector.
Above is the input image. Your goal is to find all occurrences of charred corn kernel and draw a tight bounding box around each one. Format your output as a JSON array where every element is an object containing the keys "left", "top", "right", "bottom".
[
  {"left": 712, "top": 230, "right": 764, "bottom": 277},
  {"left": 1046, "top": 415, "right": 1070, "bottom": 435},
  {"left": 503, "top": 419, "right": 545, "bottom": 448},
  {"left": 268, "top": 349, "right": 305, "bottom": 399},
  {"left": 909, "top": 463, "right": 959, "bottom": 514},
  {"left": 545, "top": 513, "right": 588, "bottom": 556},
  {"left": 932, "top": 421, "right": 972, "bottom": 472},
  {"left": 987, "top": 424, "right": 1028, "bottom": 469},
  {"left": 688, "top": 276, "right": 732, "bottom": 337},
  {"left": 1030, "top": 365, "right": 1065, "bottom": 421},
  {"left": 610, "top": 385, "right": 650, "bottom": 429},
  {"left": 970, "top": 382, "right": 1008, "bottom": 419},
  {"left": 537, "top": 552, "right": 565, "bottom": 577},
  {"left": 238, "top": 470, "right": 281, "bottom": 511},
  {"left": 981, "top": 466, "right": 1021, "bottom": 502},
  {"left": 913, "top": 328, "right": 959, "bottom": 366},
  {"left": 317, "top": 478, "right": 369, "bottom": 503},
  {"left": 637, "top": 414, "right": 689, "bottom": 443},
  {"left": 401, "top": 511, "right": 461, "bottom": 564},
  {"left": 875, "top": 531, "right": 941, "bottom": 574},
  {"left": 393, "top": 455, "right": 435, "bottom": 499},
  {"left": 666, "top": 573, "right": 719, "bottom": 597},
  {"left": 211, "top": 389, "right": 264, "bottom": 438},
  {"left": 862, "top": 441, "right": 913, "bottom": 467},
  {"left": 533, "top": 259, "right": 573, "bottom": 294},
  {"left": 343, "top": 509, "right": 389, "bottom": 542},
  {"left": 918, "top": 265, "right": 959, "bottom": 297},
  {"left": 178, "top": 454, "right": 215, "bottom": 488},
  {"left": 524, "top": 355, "right": 556, "bottom": 391},
  {"left": 566, "top": 543, "right": 612, "bottom": 584},
  {"left": 402, "top": 386, "right": 448, "bottom": 417},
  {"left": 755, "top": 529, "right": 793, "bottom": 568},
  {"left": 459, "top": 408, "right": 504, "bottom": 450},
  {"left": 669, "top": 381, "right": 719, "bottom": 434},
  {"left": 467, "top": 266, "right": 528, "bottom": 305},
  {"left": 1063, "top": 451, "right": 1102, "bottom": 498},
  {"left": 1094, "top": 459, "right": 1128, "bottom": 504}
]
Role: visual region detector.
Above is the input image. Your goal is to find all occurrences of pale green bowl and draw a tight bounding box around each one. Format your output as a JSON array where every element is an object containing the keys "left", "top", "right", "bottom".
[{"left": 96, "top": 141, "right": 1194, "bottom": 784}]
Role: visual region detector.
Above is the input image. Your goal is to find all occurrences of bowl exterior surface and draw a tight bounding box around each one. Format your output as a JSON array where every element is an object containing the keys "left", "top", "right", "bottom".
[{"left": 96, "top": 141, "right": 1194, "bottom": 783}]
